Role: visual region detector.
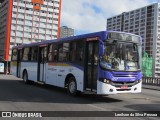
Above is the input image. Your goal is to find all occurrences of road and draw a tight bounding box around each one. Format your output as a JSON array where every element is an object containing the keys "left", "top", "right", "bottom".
[{"left": 0, "top": 77, "right": 159, "bottom": 120}]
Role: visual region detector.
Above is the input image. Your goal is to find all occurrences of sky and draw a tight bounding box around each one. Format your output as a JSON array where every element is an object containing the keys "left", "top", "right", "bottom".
[{"left": 61, "top": 0, "right": 160, "bottom": 35}]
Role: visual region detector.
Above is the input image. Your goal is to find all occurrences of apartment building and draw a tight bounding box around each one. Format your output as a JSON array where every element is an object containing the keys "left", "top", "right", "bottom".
[
  {"left": 60, "top": 26, "right": 74, "bottom": 38},
  {"left": 0, "top": 0, "right": 62, "bottom": 60},
  {"left": 106, "top": 3, "right": 160, "bottom": 77}
]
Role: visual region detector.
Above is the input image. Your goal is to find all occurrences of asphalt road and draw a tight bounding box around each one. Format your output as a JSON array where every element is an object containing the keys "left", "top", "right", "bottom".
[{"left": 0, "top": 78, "right": 159, "bottom": 120}]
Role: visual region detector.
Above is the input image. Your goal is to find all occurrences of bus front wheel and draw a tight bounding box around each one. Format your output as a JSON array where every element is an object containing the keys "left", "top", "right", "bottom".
[
  {"left": 23, "top": 71, "right": 29, "bottom": 84},
  {"left": 67, "top": 77, "right": 78, "bottom": 96}
]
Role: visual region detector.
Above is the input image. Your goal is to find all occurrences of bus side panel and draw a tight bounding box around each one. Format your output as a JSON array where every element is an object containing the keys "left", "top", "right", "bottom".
[
  {"left": 46, "top": 63, "right": 84, "bottom": 92},
  {"left": 10, "top": 61, "right": 17, "bottom": 76},
  {"left": 21, "top": 62, "right": 38, "bottom": 81}
]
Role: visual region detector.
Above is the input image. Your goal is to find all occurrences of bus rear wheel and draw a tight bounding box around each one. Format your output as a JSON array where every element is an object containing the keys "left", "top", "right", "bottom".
[
  {"left": 67, "top": 77, "right": 78, "bottom": 96},
  {"left": 23, "top": 71, "right": 29, "bottom": 84}
]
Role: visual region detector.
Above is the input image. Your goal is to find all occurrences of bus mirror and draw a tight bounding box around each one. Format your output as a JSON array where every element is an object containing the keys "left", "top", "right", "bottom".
[{"left": 99, "top": 45, "right": 104, "bottom": 56}]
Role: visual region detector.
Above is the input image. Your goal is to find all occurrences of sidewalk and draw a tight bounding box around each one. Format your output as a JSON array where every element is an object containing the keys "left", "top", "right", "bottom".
[
  {"left": 142, "top": 84, "right": 160, "bottom": 91},
  {"left": 0, "top": 74, "right": 22, "bottom": 80}
]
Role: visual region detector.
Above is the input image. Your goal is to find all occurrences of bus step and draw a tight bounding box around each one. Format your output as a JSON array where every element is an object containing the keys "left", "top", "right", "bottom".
[
  {"left": 37, "top": 81, "right": 45, "bottom": 85},
  {"left": 84, "top": 89, "right": 97, "bottom": 94}
]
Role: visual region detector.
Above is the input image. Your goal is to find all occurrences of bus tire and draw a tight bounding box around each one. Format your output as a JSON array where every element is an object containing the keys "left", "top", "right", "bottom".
[
  {"left": 23, "top": 71, "right": 29, "bottom": 84},
  {"left": 67, "top": 77, "right": 78, "bottom": 96}
]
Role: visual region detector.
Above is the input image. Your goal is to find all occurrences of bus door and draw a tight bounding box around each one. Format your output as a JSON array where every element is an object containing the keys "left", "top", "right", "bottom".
[
  {"left": 16, "top": 49, "right": 22, "bottom": 77},
  {"left": 38, "top": 45, "right": 48, "bottom": 83},
  {"left": 84, "top": 40, "right": 99, "bottom": 91}
]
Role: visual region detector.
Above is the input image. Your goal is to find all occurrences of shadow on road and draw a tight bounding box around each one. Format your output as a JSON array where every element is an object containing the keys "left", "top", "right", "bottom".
[{"left": 0, "top": 79, "right": 122, "bottom": 104}]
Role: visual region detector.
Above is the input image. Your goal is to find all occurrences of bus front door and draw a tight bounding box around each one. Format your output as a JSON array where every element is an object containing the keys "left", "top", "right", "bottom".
[
  {"left": 38, "top": 46, "right": 47, "bottom": 83},
  {"left": 17, "top": 49, "right": 22, "bottom": 77},
  {"left": 85, "top": 41, "right": 98, "bottom": 91}
]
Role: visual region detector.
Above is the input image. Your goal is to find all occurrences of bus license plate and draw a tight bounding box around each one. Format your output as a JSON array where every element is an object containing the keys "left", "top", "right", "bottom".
[{"left": 120, "top": 86, "right": 128, "bottom": 89}]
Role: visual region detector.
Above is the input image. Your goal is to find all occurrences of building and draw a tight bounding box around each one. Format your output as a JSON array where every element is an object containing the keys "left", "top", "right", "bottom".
[
  {"left": 0, "top": 0, "right": 62, "bottom": 61},
  {"left": 60, "top": 26, "right": 74, "bottom": 38},
  {"left": 106, "top": 3, "right": 160, "bottom": 77}
]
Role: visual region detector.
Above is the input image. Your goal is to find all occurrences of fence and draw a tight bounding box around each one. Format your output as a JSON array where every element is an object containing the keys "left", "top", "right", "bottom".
[{"left": 142, "top": 77, "right": 160, "bottom": 86}]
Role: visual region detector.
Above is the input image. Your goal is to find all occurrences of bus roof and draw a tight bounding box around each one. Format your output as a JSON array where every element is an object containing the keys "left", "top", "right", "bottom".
[{"left": 12, "top": 30, "right": 141, "bottom": 49}]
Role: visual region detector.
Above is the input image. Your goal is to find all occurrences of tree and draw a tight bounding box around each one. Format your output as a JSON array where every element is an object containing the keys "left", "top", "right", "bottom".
[{"left": 142, "top": 52, "right": 152, "bottom": 77}]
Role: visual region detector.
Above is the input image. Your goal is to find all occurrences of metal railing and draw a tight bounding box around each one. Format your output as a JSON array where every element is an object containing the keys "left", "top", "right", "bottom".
[{"left": 142, "top": 77, "right": 160, "bottom": 86}]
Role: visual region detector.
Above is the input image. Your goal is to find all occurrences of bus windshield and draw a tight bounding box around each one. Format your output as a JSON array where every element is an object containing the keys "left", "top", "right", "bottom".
[{"left": 100, "top": 41, "right": 140, "bottom": 71}]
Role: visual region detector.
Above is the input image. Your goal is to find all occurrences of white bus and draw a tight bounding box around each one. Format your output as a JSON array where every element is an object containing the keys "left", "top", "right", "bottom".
[{"left": 11, "top": 31, "right": 142, "bottom": 96}]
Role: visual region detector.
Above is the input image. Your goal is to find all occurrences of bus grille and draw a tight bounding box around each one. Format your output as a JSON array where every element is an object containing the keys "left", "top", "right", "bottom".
[
  {"left": 113, "top": 74, "right": 138, "bottom": 77},
  {"left": 110, "top": 81, "right": 137, "bottom": 87}
]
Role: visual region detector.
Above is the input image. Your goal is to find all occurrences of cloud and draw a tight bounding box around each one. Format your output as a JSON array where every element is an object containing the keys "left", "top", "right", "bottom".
[{"left": 61, "top": 0, "right": 152, "bottom": 35}]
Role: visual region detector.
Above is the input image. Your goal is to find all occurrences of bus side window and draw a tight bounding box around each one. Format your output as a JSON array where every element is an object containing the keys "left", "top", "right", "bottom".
[
  {"left": 44, "top": 47, "right": 48, "bottom": 62},
  {"left": 58, "top": 43, "right": 69, "bottom": 62},
  {"left": 12, "top": 49, "right": 17, "bottom": 61},
  {"left": 70, "top": 40, "right": 84, "bottom": 66},
  {"left": 20, "top": 49, "right": 23, "bottom": 61},
  {"left": 48, "top": 44, "right": 58, "bottom": 62},
  {"left": 70, "top": 42, "right": 76, "bottom": 61},
  {"left": 53, "top": 46, "right": 58, "bottom": 61},
  {"left": 31, "top": 47, "right": 38, "bottom": 61},
  {"left": 48, "top": 44, "right": 53, "bottom": 62},
  {"left": 22, "top": 48, "right": 30, "bottom": 61}
]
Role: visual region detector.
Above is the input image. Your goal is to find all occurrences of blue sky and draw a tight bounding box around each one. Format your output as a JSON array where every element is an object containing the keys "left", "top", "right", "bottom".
[{"left": 61, "top": 0, "right": 159, "bottom": 35}]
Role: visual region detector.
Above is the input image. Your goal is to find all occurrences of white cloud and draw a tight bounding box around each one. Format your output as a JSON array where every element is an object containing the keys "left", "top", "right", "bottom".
[{"left": 61, "top": 0, "right": 152, "bottom": 35}]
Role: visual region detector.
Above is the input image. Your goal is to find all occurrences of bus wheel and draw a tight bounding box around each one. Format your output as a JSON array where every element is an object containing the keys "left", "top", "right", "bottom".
[
  {"left": 67, "top": 77, "right": 77, "bottom": 96},
  {"left": 23, "top": 71, "right": 29, "bottom": 84}
]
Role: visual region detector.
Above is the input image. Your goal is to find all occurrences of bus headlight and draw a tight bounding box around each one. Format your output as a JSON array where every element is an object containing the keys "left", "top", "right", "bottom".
[
  {"left": 99, "top": 78, "right": 110, "bottom": 84},
  {"left": 104, "top": 79, "right": 110, "bottom": 83},
  {"left": 136, "top": 79, "right": 142, "bottom": 84}
]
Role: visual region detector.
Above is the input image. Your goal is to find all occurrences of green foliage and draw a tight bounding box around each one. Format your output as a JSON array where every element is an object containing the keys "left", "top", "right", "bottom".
[{"left": 142, "top": 52, "right": 152, "bottom": 77}]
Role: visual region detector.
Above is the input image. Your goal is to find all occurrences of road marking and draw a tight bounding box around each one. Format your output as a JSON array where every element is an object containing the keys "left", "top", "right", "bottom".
[{"left": 87, "top": 104, "right": 107, "bottom": 111}]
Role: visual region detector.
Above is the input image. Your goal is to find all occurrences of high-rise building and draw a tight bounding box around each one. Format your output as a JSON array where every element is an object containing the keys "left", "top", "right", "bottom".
[
  {"left": 106, "top": 3, "right": 160, "bottom": 77},
  {"left": 60, "top": 26, "right": 74, "bottom": 38},
  {"left": 0, "top": 0, "right": 62, "bottom": 60}
]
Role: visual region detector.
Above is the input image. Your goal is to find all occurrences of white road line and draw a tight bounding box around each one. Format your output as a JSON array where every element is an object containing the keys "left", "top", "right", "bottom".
[{"left": 87, "top": 104, "right": 107, "bottom": 111}]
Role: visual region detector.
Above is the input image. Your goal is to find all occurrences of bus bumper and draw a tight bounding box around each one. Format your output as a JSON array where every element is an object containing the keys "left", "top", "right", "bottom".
[{"left": 97, "top": 80, "right": 142, "bottom": 95}]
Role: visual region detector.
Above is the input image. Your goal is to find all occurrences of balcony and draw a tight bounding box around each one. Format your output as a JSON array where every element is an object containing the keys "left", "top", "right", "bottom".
[
  {"left": 48, "top": 14, "right": 52, "bottom": 18},
  {"left": 48, "top": 8, "right": 53, "bottom": 12},
  {"left": 12, "top": 14, "right": 16, "bottom": 18},
  {"left": 40, "top": 12, "right": 46, "bottom": 17},
  {"left": 26, "top": 10, "right": 33, "bottom": 15},
  {"left": 54, "top": 0, "right": 60, "bottom": 2},
  {"left": 11, "top": 31, "right": 15, "bottom": 36},
  {"left": 11, "top": 25, "right": 16, "bottom": 30},
  {"left": 25, "top": 16, "right": 32, "bottom": 20},
  {"left": 31, "top": 0, "right": 44, "bottom": 4},
  {"left": 47, "top": 25, "right": 52, "bottom": 29},
  {"left": 18, "top": 15, "right": 24, "bottom": 19},
  {"left": 18, "top": 3, "right": 25, "bottom": 8},
  {"left": 40, "top": 19, "right": 46, "bottom": 23},
  {"left": 54, "top": 3, "right": 59, "bottom": 8},
  {"left": 17, "top": 21, "right": 24, "bottom": 25},
  {"left": 24, "top": 34, "right": 31, "bottom": 38},
  {"left": 12, "top": 20, "right": 16, "bottom": 24},
  {"left": 41, "top": 7, "right": 47, "bottom": 11},
  {"left": 27, "top": 4, "right": 33, "bottom": 9},
  {"left": 13, "top": 2, "right": 18, "bottom": 6},
  {"left": 47, "top": 19, "right": 52, "bottom": 23},
  {"left": 33, "top": 6, "right": 41, "bottom": 10},
  {"left": 54, "top": 9, "right": 59, "bottom": 13},
  {"left": 12, "top": 8, "right": 17, "bottom": 12},
  {"left": 53, "top": 15, "right": 58, "bottom": 19}
]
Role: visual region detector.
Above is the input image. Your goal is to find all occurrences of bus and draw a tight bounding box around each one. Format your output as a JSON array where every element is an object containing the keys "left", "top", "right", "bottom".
[{"left": 11, "top": 31, "right": 142, "bottom": 96}]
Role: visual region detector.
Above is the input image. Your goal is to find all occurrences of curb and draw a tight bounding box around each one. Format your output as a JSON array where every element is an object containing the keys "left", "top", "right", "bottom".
[{"left": 142, "top": 85, "right": 160, "bottom": 91}]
